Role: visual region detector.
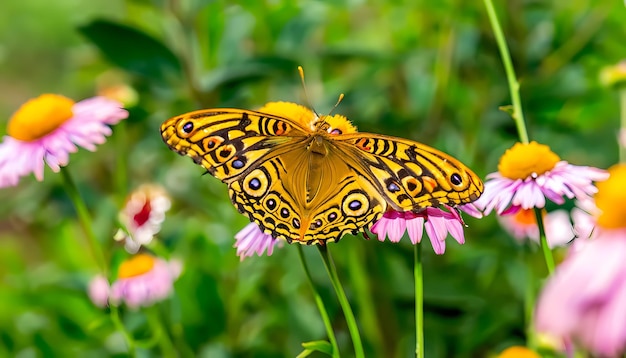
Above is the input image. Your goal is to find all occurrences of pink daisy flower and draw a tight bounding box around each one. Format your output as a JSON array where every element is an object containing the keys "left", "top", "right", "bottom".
[
  {"left": 88, "top": 254, "right": 182, "bottom": 309},
  {"left": 476, "top": 141, "right": 608, "bottom": 215},
  {"left": 535, "top": 164, "right": 626, "bottom": 357},
  {"left": 114, "top": 184, "right": 171, "bottom": 254},
  {"left": 234, "top": 223, "right": 283, "bottom": 261},
  {"left": 0, "top": 94, "right": 128, "bottom": 187},
  {"left": 498, "top": 208, "right": 584, "bottom": 248},
  {"left": 370, "top": 204, "right": 481, "bottom": 255},
  {"left": 535, "top": 233, "right": 626, "bottom": 357}
]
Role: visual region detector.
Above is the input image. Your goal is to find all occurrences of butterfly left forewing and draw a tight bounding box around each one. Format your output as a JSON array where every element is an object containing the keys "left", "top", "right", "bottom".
[
  {"left": 334, "top": 133, "right": 484, "bottom": 211},
  {"left": 161, "top": 108, "right": 310, "bottom": 183}
]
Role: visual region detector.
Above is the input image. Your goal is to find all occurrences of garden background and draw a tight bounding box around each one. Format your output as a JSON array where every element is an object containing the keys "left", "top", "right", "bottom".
[{"left": 0, "top": 0, "right": 624, "bottom": 357}]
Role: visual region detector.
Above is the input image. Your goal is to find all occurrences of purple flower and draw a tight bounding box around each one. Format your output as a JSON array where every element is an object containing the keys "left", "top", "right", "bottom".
[
  {"left": 475, "top": 141, "right": 608, "bottom": 215},
  {"left": 370, "top": 204, "right": 481, "bottom": 255},
  {"left": 234, "top": 223, "right": 283, "bottom": 261},
  {"left": 114, "top": 184, "right": 171, "bottom": 253},
  {"left": 0, "top": 94, "right": 128, "bottom": 187}
]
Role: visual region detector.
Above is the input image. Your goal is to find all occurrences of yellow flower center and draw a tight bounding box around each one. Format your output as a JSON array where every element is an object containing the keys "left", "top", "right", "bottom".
[
  {"left": 321, "top": 113, "right": 358, "bottom": 134},
  {"left": 497, "top": 346, "right": 540, "bottom": 358},
  {"left": 8, "top": 94, "right": 75, "bottom": 141},
  {"left": 117, "top": 254, "right": 156, "bottom": 279},
  {"left": 258, "top": 102, "right": 358, "bottom": 134},
  {"left": 498, "top": 141, "right": 560, "bottom": 180},
  {"left": 258, "top": 102, "right": 316, "bottom": 128},
  {"left": 595, "top": 164, "right": 626, "bottom": 229}
]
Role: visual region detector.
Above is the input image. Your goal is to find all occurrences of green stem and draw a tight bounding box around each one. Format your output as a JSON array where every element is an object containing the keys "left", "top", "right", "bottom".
[
  {"left": 147, "top": 306, "right": 177, "bottom": 357},
  {"left": 619, "top": 89, "right": 626, "bottom": 163},
  {"left": 114, "top": 120, "right": 128, "bottom": 205},
  {"left": 414, "top": 244, "right": 424, "bottom": 358},
  {"left": 110, "top": 305, "right": 137, "bottom": 357},
  {"left": 297, "top": 246, "right": 340, "bottom": 358},
  {"left": 534, "top": 208, "right": 555, "bottom": 274},
  {"left": 482, "top": 0, "right": 529, "bottom": 144},
  {"left": 523, "top": 249, "right": 537, "bottom": 350},
  {"left": 60, "top": 167, "right": 107, "bottom": 273},
  {"left": 318, "top": 246, "right": 364, "bottom": 358}
]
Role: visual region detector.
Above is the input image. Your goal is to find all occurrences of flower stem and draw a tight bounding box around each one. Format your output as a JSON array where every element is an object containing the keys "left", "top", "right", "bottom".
[
  {"left": 318, "top": 245, "right": 364, "bottom": 358},
  {"left": 110, "top": 305, "right": 137, "bottom": 357},
  {"left": 414, "top": 244, "right": 424, "bottom": 358},
  {"left": 482, "top": 0, "right": 530, "bottom": 144},
  {"left": 146, "top": 306, "right": 177, "bottom": 358},
  {"left": 297, "top": 246, "right": 340, "bottom": 358},
  {"left": 534, "top": 208, "right": 555, "bottom": 274},
  {"left": 60, "top": 167, "right": 107, "bottom": 273},
  {"left": 618, "top": 89, "right": 626, "bottom": 163},
  {"left": 114, "top": 120, "right": 128, "bottom": 205}
]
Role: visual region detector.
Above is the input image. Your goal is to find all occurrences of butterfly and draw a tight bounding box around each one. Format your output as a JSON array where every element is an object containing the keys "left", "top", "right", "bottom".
[{"left": 161, "top": 101, "right": 483, "bottom": 245}]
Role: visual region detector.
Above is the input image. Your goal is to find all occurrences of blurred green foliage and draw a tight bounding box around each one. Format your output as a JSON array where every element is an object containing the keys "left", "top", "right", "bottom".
[{"left": 0, "top": 0, "right": 624, "bottom": 357}]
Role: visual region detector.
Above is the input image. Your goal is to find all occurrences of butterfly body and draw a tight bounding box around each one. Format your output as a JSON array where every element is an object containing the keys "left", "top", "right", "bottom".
[{"left": 161, "top": 102, "right": 483, "bottom": 245}]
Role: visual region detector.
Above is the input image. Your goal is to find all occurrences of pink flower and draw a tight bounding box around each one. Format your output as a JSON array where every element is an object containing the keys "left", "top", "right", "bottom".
[
  {"left": 498, "top": 208, "right": 586, "bottom": 248},
  {"left": 370, "top": 204, "right": 480, "bottom": 255},
  {"left": 476, "top": 142, "right": 608, "bottom": 215},
  {"left": 0, "top": 94, "right": 128, "bottom": 187},
  {"left": 535, "top": 231, "right": 626, "bottom": 357},
  {"left": 535, "top": 165, "right": 626, "bottom": 356},
  {"left": 104, "top": 254, "right": 181, "bottom": 308},
  {"left": 234, "top": 223, "right": 283, "bottom": 261},
  {"left": 114, "top": 184, "right": 171, "bottom": 253},
  {"left": 88, "top": 275, "right": 110, "bottom": 308}
]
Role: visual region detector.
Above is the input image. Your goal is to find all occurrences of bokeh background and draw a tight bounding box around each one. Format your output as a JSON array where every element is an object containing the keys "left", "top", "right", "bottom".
[{"left": 0, "top": 0, "right": 624, "bottom": 357}]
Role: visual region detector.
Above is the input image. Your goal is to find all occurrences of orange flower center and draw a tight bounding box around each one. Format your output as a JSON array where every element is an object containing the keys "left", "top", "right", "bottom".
[
  {"left": 595, "top": 164, "right": 626, "bottom": 229},
  {"left": 513, "top": 208, "right": 538, "bottom": 225},
  {"left": 498, "top": 141, "right": 560, "bottom": 180},
  {"left": 497, "top": 346, "right": 540, "bottom": 358},
  {"left": 117, "top": 254, "right": 155, "bottom": 279},
  {"left": 8, "top": 94, "right": 75, "bottom": 141}
]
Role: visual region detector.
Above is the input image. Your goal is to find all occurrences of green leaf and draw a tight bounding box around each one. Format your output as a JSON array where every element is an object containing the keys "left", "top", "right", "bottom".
[
  {"left": 298, "top": 340, "right": 333, "bottom": 357},
  {"left": 79, "top": 19, "right": 181, "bottom": 82},
  {"left": 200, "top": 56, "right": 297, "bottom": 92},
  {"left": 498, "top": 105, "right": 515, "bottom": 116}
]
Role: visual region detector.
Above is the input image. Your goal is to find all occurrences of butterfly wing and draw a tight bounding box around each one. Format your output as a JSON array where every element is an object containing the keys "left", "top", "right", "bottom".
[
  {"left": 332, "top": 133, "right": 484, "bottom": 212},
  {"left": 161, "top": 107, "right": 482, "bottom": 245},
  {"left": 161, "top": 109, "right": 388, "bottom": 244},
  {"left": 226, "top": 142, "right": 386, "bottom": 244},
  {"left": 160, "top": 108, "right": 310, "bottom": 183}
]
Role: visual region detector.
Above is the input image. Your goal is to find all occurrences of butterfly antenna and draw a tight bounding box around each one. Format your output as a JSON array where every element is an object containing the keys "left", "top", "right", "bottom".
[
  {"left": 298, "top": 66, "right": 320, "bottom": 118},
  {"left": 327, "top": 93, "right": 345, "bottom": 117}
]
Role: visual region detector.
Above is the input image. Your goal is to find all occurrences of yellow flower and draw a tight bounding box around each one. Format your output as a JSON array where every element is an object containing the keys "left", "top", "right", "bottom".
[
  {"left": 497, "top": 346, "right": 540, "bottom": 358},
  {"left": 595, "top": 164, "right": 626, "bottom": 229},
  {"left": 258, "top": 102, "right": 358, "bottom": 134}
]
